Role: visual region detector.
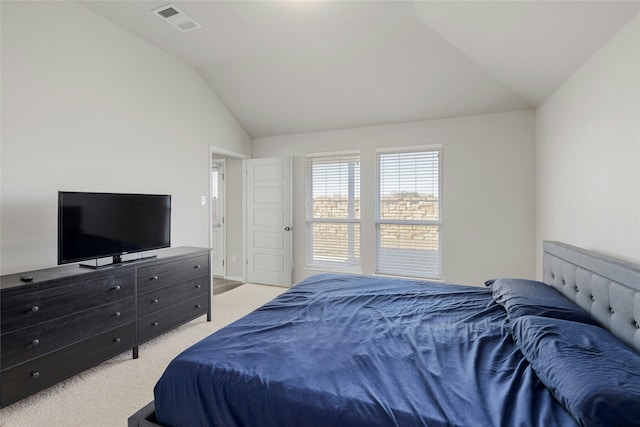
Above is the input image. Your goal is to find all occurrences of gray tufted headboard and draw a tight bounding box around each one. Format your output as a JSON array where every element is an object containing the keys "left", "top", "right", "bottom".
[{"left": 542, "top": 241, "right": 640, "bottom": 354}]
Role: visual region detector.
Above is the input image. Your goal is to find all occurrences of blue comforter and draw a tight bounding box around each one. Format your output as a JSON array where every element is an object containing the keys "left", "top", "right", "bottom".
[{"left": 154, "top": 274, "right": 578, "bottom": 427}]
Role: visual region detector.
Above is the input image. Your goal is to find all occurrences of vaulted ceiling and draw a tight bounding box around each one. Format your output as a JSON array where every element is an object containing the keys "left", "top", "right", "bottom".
[{"left": 80, "top": 1, "right": 639, "bottom": 138}]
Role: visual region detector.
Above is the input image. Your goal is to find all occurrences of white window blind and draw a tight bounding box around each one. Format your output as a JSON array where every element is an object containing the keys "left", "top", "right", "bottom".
[
  {"left": 306, "top": 153, "right": 360, "bottom": 270},
  {"left": 376, "top": 149, "right": 441, "bottom": 279}
]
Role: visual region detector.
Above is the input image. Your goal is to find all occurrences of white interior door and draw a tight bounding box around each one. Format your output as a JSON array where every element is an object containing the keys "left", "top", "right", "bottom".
[
  {"left": 211, "top": 160, "right": 225, "bottom": 277},
  {"left": 246, "top": 157, "right": 292, "bottom": 287}
]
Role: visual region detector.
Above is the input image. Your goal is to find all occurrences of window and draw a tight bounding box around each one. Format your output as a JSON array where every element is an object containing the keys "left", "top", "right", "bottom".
[
  {"left": 376, "top": 148, "right": 441, "bottom": 279},
  {"left": 306, "top": 153, "right": 360, "bottom": 270}
]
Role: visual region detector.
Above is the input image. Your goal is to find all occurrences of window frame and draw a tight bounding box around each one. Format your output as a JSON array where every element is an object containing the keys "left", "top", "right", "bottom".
[
  {"left": 375, "top": 145, "right": 443, "bottom": 279},
  {"left": 305, "top": 150, "right": 361, "bottom": 272}
]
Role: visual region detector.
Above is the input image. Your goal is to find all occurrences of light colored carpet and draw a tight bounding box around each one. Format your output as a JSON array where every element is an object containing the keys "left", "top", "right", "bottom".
[{"left": 0, "top": 283, "right": 286, "bottom": 427}]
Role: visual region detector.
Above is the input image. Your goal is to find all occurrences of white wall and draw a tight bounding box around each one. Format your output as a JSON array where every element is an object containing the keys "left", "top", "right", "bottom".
[
  {"left": 0, "top": 1, "right": 251, "bottom": 274},
  {"left": 536, "top": 13, "right": 640, "bottom": 276},
  {"left": 253, "top": 110, "right": 536, "bottom": 286}
]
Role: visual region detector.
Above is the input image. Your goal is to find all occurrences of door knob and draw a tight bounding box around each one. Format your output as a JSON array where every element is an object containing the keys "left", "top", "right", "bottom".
[{"left": 284, "top": 226, "right": 291, "bottom": 231}]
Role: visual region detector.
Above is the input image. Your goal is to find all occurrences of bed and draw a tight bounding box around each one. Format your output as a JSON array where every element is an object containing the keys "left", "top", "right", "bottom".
[{"left": 129, "top": 241, "right": 640, "bottom": 427}]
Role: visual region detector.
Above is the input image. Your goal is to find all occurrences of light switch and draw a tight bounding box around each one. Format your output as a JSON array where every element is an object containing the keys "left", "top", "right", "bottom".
[{"left": 200, "top": 196, "right": 206, "bottom": 206}]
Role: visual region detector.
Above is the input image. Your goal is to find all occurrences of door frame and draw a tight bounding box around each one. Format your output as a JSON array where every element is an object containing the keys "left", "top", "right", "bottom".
[{"left": 209, "top": 145, "right": 250, "bottom": 283}]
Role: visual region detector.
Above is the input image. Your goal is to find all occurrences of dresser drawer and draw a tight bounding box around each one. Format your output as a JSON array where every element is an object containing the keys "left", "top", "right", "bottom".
[
  {"left": 1, "top": 273, "right": 134, "bottom": 333},
  {"left": 2, "top": 298, "right": 135, "bottom": 368},
  {"left": 0, "top": 323, "right": 135, "bottom": 407},
  {"left": 137, "top": 255, "right": 208, "bottom": 294},
  {"left": 137, "top": 294, "right": 209, "bottom": 344},
  {"left": 138, "top": 278, "right": 208, "bottom": 318}
]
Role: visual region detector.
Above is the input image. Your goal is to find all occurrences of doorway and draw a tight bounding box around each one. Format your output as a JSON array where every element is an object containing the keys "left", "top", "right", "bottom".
[
  {"left": 208, "top": 148, "right": 293, "bottom": 288},
  {"left": 211, "top": 159, "right": 225, "bottom": 277},
  {"left": 209, "top": 146, "right": 250, "bottom": 284}
]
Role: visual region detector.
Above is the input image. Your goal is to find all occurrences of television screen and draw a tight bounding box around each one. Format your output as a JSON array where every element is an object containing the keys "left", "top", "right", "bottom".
[{"left": 58, "top": 191, "right": 171, "bottom": 265}]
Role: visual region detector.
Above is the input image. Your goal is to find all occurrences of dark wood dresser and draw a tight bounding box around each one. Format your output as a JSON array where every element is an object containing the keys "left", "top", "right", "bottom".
[
  {"left": 0, "top": 246, "right": 211, "bottom": 407},
  {"left": 136, "top": 251, "right": 210, "bottom": 345}
]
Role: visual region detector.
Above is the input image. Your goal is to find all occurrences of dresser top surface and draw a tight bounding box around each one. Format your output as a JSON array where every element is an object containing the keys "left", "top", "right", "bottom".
[{"left": 1, "top": 247, "right": 210, "bottom": 292}]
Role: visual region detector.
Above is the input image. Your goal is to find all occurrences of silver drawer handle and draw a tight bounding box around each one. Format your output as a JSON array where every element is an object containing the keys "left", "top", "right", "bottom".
[
  {"left": 113, "top": 285, "right": 121, "bottom": 291},
  {"left": 31, "top": 306, "right": 39, "bottom": 313},
  {"left": 114, "top": 311, "right": 121, "bottom": 317},
  {"left": 32, "top": 339, "right": 40, "bottom": 346},
  {"left": 152, "top": 298, "right": 159, "bottom": 304},
  {"left": 31, "top": 371, "right": 40, "bottom": 378},
  {"left": 152, "top": 322, "right": 159, "bottom": 326},
  {"left": 195, "top": 304, "right": 201, "bottom": 308},
  {"left": 151, "top": 275, "right": 159, "bottom": 280},
  {"left": 194, "top": 265, "right": 201, "bottom": 269},
  {"left": 195, "top": 284, "right": 202, "bottom": 289},
  {"left": 113, "top": 338, "right": 121, "bottom": 343}
]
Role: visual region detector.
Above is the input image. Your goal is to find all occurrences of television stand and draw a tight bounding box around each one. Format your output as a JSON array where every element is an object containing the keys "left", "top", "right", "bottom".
[{"left": 79, "top": 254, "right": 158, "bottom": 270}]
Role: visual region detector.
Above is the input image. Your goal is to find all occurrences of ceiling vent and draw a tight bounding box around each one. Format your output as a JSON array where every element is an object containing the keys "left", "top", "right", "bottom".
[{"left": 152, "top": 4, "right": 201, "bottom": 33}]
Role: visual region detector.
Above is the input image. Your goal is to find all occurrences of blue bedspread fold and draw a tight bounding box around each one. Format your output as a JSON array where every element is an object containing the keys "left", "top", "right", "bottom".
[{"left": 154, "top": 274, "right": 577, "bottom": 427}]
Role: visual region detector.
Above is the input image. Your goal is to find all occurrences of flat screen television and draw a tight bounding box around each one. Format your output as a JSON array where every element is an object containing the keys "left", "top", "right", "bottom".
[{"left": 58, "top": 191, "right": 171, "bottom": 268}]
